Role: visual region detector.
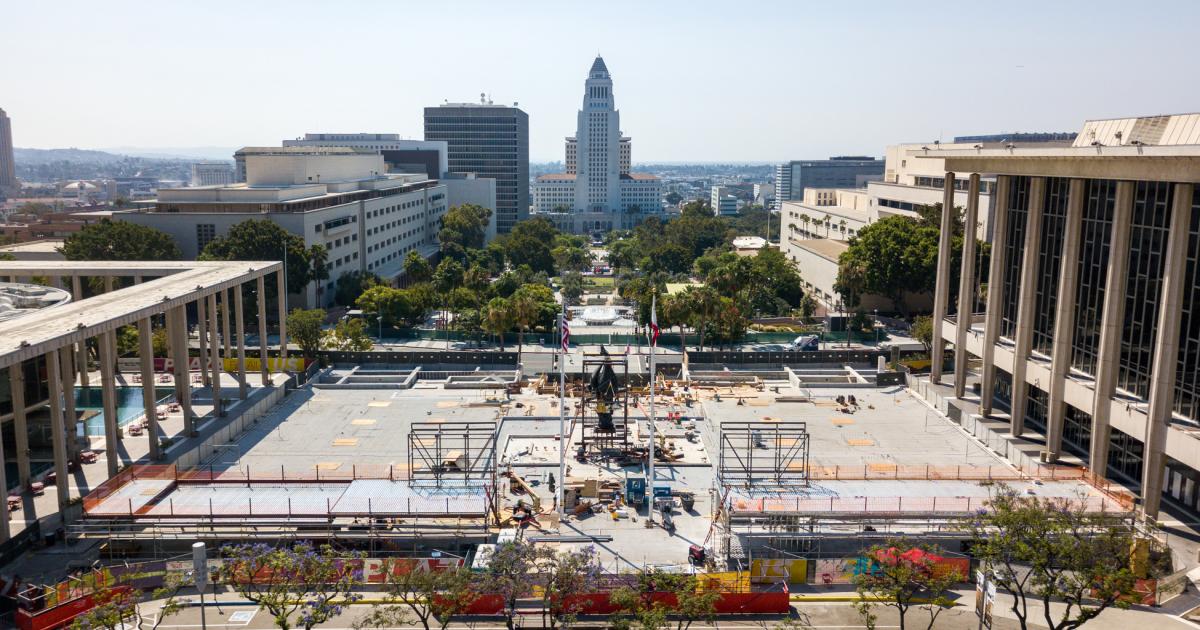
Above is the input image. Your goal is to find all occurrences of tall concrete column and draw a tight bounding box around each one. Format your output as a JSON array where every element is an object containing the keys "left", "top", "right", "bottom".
[
  {"left": 980, "top": 176, "right": 1011, "bottom": 418},
  {"left": 1044, "top": 179, "right": 1086, "bottom": 462},
  {"left": 138, "top": 317, "right": 161, "bottom": 460},
  {"left": 103, "top": 276, "right": 114, "bottom": 293},
  {"left": 8, "top": 364, "right": 31, "bottom": 488},
  {"left": 953, "top": 173, "right": 982, "bottom": 397},
  {"left": 1140, "top": 183, "right": 1194, "bottom": 520},
  {"left": 207, "top": 293, "right": 224, "bottom": 418},
  {"left": 58, "top": 346, "right": 79, "bottom": 461},
  {"left": 169, "top": 305, "right": 195, "bottom": 435},
  {"left": 1089, "top": 182, "right": 1135, "bottom": 474},
  {"left": 0, "top": 406, "right": 8, "bottom": 540},
  {"left": 196, "top": 296, "right": 211, "bottom": 388},
  {"left": 257, "top": 276, "right": 270, "bottom": 386},
  {"left": 277, "top": 270, "right": 289, "bottom": 368},
  {"left": 98, "top": 331, "right": 119, "bottom": 477},
  {"left": 46, "top": 351, "right": 70, "bottom": 510},
  {"left": 222, "top": 288, "right": 233, "bottom": 359},
  {"left": 235, "top": 284, "right": 249, "bottom": 399},
  {"left": 930, "top": 172, "right": 957, "bottom": 383},
  {"left": 1008, "top": 177, "right": 1046, "bottom": 437},
  {"left": 71, "top": 275, "right": 89, "bottom": 387}
]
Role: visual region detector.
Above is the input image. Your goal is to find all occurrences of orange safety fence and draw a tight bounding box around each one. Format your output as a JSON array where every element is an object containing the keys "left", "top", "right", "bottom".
[
  {"left": 804, "top": 463, "right": 1089, "bottom": 482},
  {"left": 730, "top": 494, "right": 1120, "bottom": 515}
]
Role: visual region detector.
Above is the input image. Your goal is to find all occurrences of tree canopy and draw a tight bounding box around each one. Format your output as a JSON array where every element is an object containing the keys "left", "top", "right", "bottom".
[
  {"left": 59, "top": 219, "right": 180, "bottom": 261},
  {"left": 200, "top": 219, "right": 328, "bottom": 296},
  {"left": 438, "top": 203, "right": 493, "bottom": 255}
]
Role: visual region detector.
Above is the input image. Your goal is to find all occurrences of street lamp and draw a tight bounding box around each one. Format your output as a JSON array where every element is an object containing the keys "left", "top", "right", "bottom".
[
  {"left": 874, "top": 308, "right": 879, "bottom": 345},
  {"left": 377, "top": 316, "right": 383, "bottom": 346}
]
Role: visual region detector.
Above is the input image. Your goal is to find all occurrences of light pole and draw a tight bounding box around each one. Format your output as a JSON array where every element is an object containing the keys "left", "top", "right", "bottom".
[
  {"left": 377, "top": 316, "right": 383, "bottom": 347},
  {"left": 193, "top": 542, "right": 208, "bottom": 630},
  {"left": 874, "top": 308, "right": 879, "bottom": 345}
]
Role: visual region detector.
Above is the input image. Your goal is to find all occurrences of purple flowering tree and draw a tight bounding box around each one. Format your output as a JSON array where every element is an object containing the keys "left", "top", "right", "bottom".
[
  {"left": 540, "top": 545, "right": 604, "bottom": 629},
  {"left": 479, "top": 540, "right": 546, "bottom": 630},
  {"left": 215, "top": 543, "right": 363, "bottom": 630}
]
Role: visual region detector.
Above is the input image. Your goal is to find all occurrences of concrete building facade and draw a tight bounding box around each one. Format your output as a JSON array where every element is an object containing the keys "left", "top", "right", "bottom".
[
  {"left": 710, "top": 186, "right": 738, "bottom": 216},
  {"left": 926, "top": 113, "right": 1200, "bottom": 522},
  {"left": 424, "top": 100, "right": 528, "bottom": 235},
  {"left": 126, "top": 152, "right": 448, "bottom": 307},
  {"left": 774, "top": 157, "right": 883, "bottom": 205},
  {"left": 0, "top": 108, "right": 16, "bottom": 195},
  {"left": 531, "top": 57, "right": 663, "bottom": 234},
  {"left": 282, "top": 134, "right": 449, "bottom": 182},
  {"left": 190, "top": 162, "right": 235, "bottom": 187}
]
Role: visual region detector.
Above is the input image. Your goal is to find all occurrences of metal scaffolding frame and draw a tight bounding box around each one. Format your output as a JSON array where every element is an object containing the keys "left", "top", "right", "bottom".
[
  {"left": 578, "top": 352, "right": 630, "bottom": 453},
  {"left": 407, "top": 421, "right": 497, "bottom": 485},
  {"left": 718, "top": 421, "right": 811, "bottom": 488}
]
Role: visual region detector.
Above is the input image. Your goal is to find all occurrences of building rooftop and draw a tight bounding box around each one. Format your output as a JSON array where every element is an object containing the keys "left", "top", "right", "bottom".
[
  {"left": 0, "top": 239, "right": 64, "bottom": 254},
  {"left": 790, "top": 237, "right": 849, "bottom": 262},
  {"left": 621, "top": 173, "right": 659, "bottom": 181},
  {"left": 0, "top": 282, "right": 72, "bottom": 323}
]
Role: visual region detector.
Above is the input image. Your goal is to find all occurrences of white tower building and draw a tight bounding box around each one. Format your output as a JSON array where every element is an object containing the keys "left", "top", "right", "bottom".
[{"left": 532, "top": 56, "right": 662, "bottom": 234}]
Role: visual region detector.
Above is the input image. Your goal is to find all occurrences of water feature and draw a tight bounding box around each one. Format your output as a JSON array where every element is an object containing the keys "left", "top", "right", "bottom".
[{"left": 74, "top": 387, "right": 174, "bottom": 437}]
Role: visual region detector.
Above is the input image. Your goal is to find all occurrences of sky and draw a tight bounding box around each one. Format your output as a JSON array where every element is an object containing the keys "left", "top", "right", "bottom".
[{"left": 3, "top": 0, "right": 1199, "bottom": 163}]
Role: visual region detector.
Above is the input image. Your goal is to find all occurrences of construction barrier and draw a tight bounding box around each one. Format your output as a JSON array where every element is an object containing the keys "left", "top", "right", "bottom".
[
  {"left": 560, "top": 589, "right": 790, "bottom": 616},
  {"left": 750, "top": 559, "right": 807, "bottom": 584},
  {"left": 15, "top": 586, "right": 132, "bottom": 630}
]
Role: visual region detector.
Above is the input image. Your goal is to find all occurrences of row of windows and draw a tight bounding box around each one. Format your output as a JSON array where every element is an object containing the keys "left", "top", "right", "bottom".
[
  {"left": 1071, "top": 179, "right": 1117, "bottom": 376},
  {"left": 999, "top": 176, "right": 1031, "bottom": 339},
  {"left": 1117, "top": 182, "right": 1174, "bottom": 399},
  {"left": 913, "top": 176, "right": 995, "bottom": 194},
  {"left": 1031, "top": 177, "right": 1071, "bottom": 356}
]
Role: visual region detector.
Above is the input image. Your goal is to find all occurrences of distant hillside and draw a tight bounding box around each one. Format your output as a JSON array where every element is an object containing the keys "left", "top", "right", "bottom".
[{"left": 14, "top": 147, "right": 134, "bottom": 165}]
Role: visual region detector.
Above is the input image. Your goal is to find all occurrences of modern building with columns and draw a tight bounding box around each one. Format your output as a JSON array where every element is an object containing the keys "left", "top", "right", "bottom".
[
  {"left": 0, "top": 259, "right": 287, "bottom": 545},
  {"left": 925, "top": 113, "right": 1200, "bottom": 521}
]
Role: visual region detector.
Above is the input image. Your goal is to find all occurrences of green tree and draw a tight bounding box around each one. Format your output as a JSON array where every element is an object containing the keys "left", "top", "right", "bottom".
[
  {"left": 482, "top": 297, "right": 515, "bottom": 350},
  {"left": 852, "top": 540, "right": 964, "bottom": 630},
  {"left": 357, "top": 564, "right": 479, "bottom": 630},
  {"left": 59, "top": 219, "right": 181, "bottom": 261},
  {"left": 115, "top": 325, "right": 139, "bottom": 356},
  {"left": 910, "top": 316, "right": 932, "bottom": 352},
  {"left": 286, "top": 308, "right": 326, "bottom": 359},
  {"left": 333, "top": 271, "right": 381, "bottom": 307},
  {"left": 960, "top": 486, "right": 1141, "bottom": 630},
  {"left": 215, "top": 543, "right": 363, "bottom": 630},
  {"left": 560, "top": 271, "right": 585, "bottom": 306},
  {"left": 69, "top": 573, "right": 188, "bottom": 630},
  {"left": 323, "top": 317, "right": 374, "bottom": 351},
  {"left": 200, "top": 219, "right": 327, "bottom": 297},
  {"left": 404, "top": 251, "right": 434, "bottom": 284},
  {"left": 356, "top": 285, "right": 423, "bottom": 328},
  {"left": 438, "top": 203, "right": 493, "bottom": 253},
  {"left": 610, "top": 570, "right": 720, "bottom": 630},
  {"left": 663, "top": 291, "right": 694, "bottom": 350}
]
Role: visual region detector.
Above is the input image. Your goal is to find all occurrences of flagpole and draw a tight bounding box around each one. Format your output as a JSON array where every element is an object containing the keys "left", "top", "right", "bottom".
[
  {"left": 558, "top": 308, "right": 567, "bottom": 517},
  {"left": 648, "top": 295, "right": 656, "bottom": 523}
]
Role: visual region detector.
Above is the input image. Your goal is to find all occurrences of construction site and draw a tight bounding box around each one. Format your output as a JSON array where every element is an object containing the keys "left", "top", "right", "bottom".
[{"left": 39, "top": 351, "right": 1137, "bottom": 584}]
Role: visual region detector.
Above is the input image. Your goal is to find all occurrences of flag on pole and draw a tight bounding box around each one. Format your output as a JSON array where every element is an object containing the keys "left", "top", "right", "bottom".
[
  {"left": 649, "top": 294, "right": 660, "bottom": 347},
  {"left": 560, "top": 306, "right": 570, "bottom": 353}
]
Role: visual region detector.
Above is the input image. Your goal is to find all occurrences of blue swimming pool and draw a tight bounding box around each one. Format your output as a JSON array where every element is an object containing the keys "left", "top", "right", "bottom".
[{"left": 74, "top": 387, "right": 174, "bottom": 437}]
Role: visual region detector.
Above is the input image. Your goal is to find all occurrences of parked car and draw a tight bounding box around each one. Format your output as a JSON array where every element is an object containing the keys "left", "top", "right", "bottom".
[{"left": 787, "top": 335, "right": 820, "bottom": 351}]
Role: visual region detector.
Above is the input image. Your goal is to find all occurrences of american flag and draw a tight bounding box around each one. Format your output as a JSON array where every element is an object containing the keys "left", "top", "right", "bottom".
[
  {"left": 560, "top": 308, "right": 570, "bottom": 353},
  {"left": 649, "top": 294, "right": 660, "bottom": 347}
]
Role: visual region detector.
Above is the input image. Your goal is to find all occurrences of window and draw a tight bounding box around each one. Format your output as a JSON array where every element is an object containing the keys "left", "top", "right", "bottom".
[
  {"left": 1175, "top": 187, "right": 1200, "bottom": 421},
  {"left": 1071, "top": 179, "right": 1116, "bottom": 376},
  {"left": 196, "top": 224, "right": 216, "bottom": 250},
  {"left": 1000, "top": 177, "right": 1031, "bottom": 340},
  {"left": 1032, "top": 178, "right": 1071, "bottom": 356},
  {"left": 1118, "top": 181, "right": 1174, "bottom": 399}
]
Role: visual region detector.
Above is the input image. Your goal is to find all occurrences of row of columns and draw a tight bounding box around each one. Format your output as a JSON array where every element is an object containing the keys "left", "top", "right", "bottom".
[
  {"left": 939, "top": 171, "right": 1197, "bottom": 519},
  {"left": 0, "top": 269, "right": 290, "bottom": 541}
]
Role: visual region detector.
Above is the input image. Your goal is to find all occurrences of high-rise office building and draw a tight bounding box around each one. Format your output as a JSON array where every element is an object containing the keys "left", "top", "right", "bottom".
[
  {"left": 530, "top": 57, "right": 663, "bottom": 234},
  {"left": 774, "top": 157, "right": 883, "bottom": 205},
  {"left": 0, "top": 108, "right": 16, "bottom": 194},
  {"left": 424, "top": 99, "right": 528, "bottom": 234}
]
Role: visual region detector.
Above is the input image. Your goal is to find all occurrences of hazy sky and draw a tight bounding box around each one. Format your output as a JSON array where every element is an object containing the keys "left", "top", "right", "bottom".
[{"left": 4, "top": 0, "right": 1199, "bottom": 162}]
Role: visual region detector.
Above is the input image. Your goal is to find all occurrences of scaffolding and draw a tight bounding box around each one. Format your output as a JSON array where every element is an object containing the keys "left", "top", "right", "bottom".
[
  {"left": 578, "top": 351, "right": 630, "bottom": 454},
  {"left": 718, "top": 421, "right": 811, "bottom": 489},
  {"left": 408, "top": 421, "right": 497, "bottom": 486}
]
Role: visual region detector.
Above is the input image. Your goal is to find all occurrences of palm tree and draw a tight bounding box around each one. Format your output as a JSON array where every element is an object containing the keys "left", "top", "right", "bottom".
[
  {"left": 838, "top": 219, "right": 847, "bottom": 238},
  {"left": 511, "top": 293, "right": 538, "bottom": 363},
  {"left": 799, "top": 213, "right": 811, "bottom": 236},
  {"left": 483, "top": 297, "right": 515, "bottom": 351},
  {"left": 823, "top": 214, "right": 832, "bottom": 238},
  {"left": 690, "top": 286, "right": 720, "bottom": 350},
  {"left": 664, "top": 291, "right": 693, "bottom": 351}
]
